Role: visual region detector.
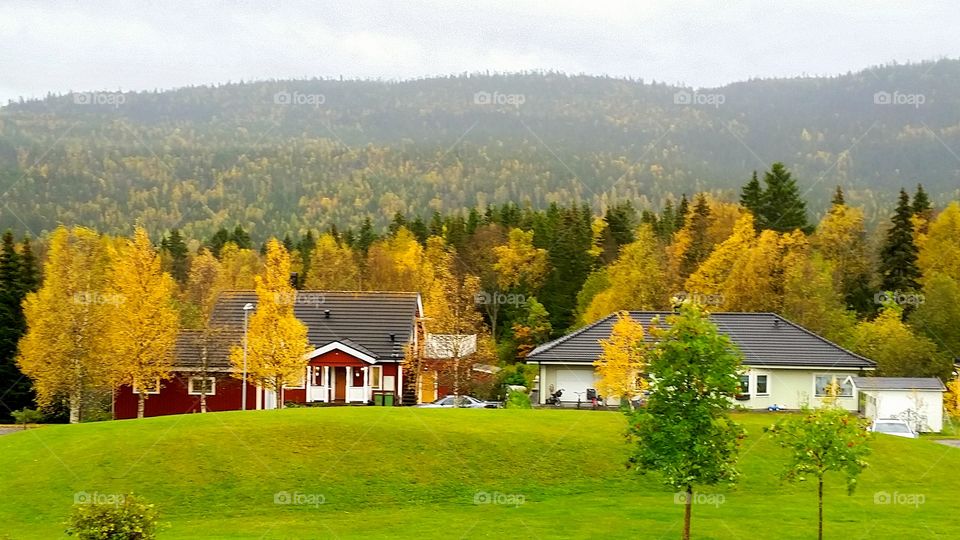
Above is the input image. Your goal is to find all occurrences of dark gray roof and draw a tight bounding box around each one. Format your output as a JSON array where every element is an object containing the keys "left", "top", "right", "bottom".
[
  {"left": 852, "top": 377, "right": 945, "bottom": 391},
  {"left": 528, "top": 312, "right": 875, "bottom": 369},
  {"left": 175, "top": 290, "right": 420, "bottom": 369}
]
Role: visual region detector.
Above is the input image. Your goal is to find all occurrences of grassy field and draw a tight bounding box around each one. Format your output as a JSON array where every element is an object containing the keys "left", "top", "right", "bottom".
[{"left": 0, "top": 408, "right": 955, "bottom": 539}]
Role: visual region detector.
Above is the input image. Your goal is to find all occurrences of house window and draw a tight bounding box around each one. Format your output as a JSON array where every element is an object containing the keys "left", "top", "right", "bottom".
[
  {"left": 815, "top": 375, "right": 853, "bottom": 397},
  {"left": 738, "top": 375, "right": 750, "bottom": 395},
  {"left": 370, "top": 366, "right": 382, "bottom": 389},
  {"left": 133, "top": 379, "right": 161, "bottom": 394},
  {"left": 188, "top": 377, "right": 216, "bottom": 396},
  {"left": 755, "top": 375, "right": 769, "bottom": 395}
]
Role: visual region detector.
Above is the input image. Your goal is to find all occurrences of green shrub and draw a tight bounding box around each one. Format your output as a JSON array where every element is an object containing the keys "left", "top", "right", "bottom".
[
  {"left": 11, "top": 408, "right": 43, "bottom": 429},
  {"left": 66, "top": 494, "right": 159, "bottom": 539},
  {"left": 505, "top": 389, "right": 532, "bottom": 409}
]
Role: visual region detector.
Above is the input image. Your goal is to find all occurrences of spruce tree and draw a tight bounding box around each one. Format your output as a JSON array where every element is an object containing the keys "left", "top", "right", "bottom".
[
  {"left": 208, "top": 227, "right": 230, "bottom": 258},
  {"left": 164, "top": 229, "right": 189, "bottom": 284},
  {"left": 230, "top": 225, "right": 252, "bottom": 249},
  {"left": 0, "top": 231, "right": 35, "bottom": 420},
  {"left": 675, "top": 194, "right": 689, "bottom": 231},
  {"left": 356, "top": 217, "right": 377, "bottom": 255},
  {"left": 759, "top": 163, "right": 811, "bottom": 233},
  {"left": 912, "top": 183, "right": 932, "bottom": 235},
  {"left": 680, "top": 194, "right": 713, "bottom": 279},
  {"left": 831, "top": 186, "right": 845, "bottom": 207},
  {"left": 880, "top": 189, "right": 921, "bottom": 293},
  {"left": 740, "top": 171, "right": 763, "bottom": 222}
]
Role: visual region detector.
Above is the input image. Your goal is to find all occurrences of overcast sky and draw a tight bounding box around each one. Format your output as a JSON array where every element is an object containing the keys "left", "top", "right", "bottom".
[{"left": 0, "top": 0, "right": 957, "bottom": 103}]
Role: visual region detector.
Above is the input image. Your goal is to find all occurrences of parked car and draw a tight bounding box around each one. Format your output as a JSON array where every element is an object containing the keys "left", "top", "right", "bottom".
[
  {"left": 871, "top": 418, "right": 919, "bottom": 439},
  {"left": 417, "top": 395, "right": 501, "bottom": 409}
]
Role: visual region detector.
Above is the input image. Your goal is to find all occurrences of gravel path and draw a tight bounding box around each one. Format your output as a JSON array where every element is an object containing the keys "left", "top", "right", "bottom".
[{"left": 0, "top": 427, "right": 19, "bottom": 436}]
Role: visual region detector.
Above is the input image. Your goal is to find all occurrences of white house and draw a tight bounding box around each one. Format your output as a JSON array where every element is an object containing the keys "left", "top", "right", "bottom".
[
  {"left": 527, "top": 311, "right": 877, "bottom": 412},
  {"left": 852, "top": 377, "right": 946, "bottom": 432}
]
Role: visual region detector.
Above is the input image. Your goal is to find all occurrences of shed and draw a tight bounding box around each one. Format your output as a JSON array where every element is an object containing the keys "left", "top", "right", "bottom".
[{"left": 851, "top": 377, "right": 946, "bottom": 433}]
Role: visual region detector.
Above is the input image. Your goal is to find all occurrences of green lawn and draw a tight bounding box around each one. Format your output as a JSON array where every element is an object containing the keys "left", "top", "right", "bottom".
[{"left": 0, "top": 408, "right": 955, "bottom": 539}]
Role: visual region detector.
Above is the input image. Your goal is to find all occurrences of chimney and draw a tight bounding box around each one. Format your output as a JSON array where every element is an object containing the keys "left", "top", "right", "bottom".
[
  {"left": 324, "top": 309, "right": 331, "bottom": 319},
  {"left": 290, "top": 272, "right": 299, "bottom": 288}
]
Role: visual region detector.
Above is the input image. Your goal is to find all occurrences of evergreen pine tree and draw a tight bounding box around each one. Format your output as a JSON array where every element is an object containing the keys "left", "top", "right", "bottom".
[
  {"left": 388, "top": 211, "right": 407, "bottom": 235},
  {"left": 680, "top": 194, "right": 713, "bottom": 279},
  {"left": 409, "top": 216, "right": 429, "bottom": 243},
  {"left": 759, "top": 162, "right": 811, "bottom": 233},
  {"left": 912, "top": 183, "right": 932, "bottom": 235},
  {"left": 880, "top": 189, "right": 922, "bottom": 293},
  {"left": 164, "top": 229, "right": 189, "bottom": 284},
  {"left": 0, "top": 231, "right": 34, "bottom": 420},
  {"left": 230, "top": 225, "right": 252, "bottom": 249},
  {"left": 675, "top": 194, "right": 689, "bottom": 231},
  {"left": 356, "top": 217, "right": 377, "bottom": 255},
  {"left": 740, "top": 171, "right": 763, "bottom": 223},
  {"left": 208, "top": 227, "right": 230, "bottom": 258},
  {"left": 831, "top": 186, "right": 845, "bottom": 207}
]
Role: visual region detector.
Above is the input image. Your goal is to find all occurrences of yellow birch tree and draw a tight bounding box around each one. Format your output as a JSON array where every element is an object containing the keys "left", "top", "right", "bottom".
[
  {"left": 229, "top": 239, "right": 310, "bottom": 408},
  {"left": 105, "top": 227, "right": 179, "bottom": 418},
  {"left": 594, "top": 311, "right": 649, "bottom": 407},
  {"left": 16, "top": 226, "right": 112, "bottom": 423}
]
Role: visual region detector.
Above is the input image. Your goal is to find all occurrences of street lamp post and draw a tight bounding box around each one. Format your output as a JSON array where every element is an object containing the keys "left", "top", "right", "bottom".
[{"left": 242, "top": 302, "right": 254, "bottom": 411}]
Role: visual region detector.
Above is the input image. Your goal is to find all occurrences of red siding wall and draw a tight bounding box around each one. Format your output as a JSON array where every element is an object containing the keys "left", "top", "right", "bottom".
[{"left": 114, "top": 373, "right": 257, "bottom": 419}]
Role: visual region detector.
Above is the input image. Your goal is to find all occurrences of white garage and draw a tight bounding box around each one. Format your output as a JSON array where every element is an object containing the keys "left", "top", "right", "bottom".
[
  {"left": 544, "top": 365, "right": 599, "bottom": 404},
  {"left": 852, "top": 377, "right": 946, "bottom": 433}
]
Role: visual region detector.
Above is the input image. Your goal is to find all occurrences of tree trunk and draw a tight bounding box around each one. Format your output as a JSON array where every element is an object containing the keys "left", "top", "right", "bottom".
[
  {"left": 277, "top": 378, "right": 284, "bottom": 409},
  {"left": 683, "top": 484, "right": 692, "bottom": 540},
  {"left": 200, "top": 391, "right": 207, "bottom": 413},
  {"left": 69, "top": 389, "right": 81, "bottom": 424},
  {"left": 137, "top": 393, "right": 145, "bottom": 419},
  {"left": 818, "top": 477, "right": 824, "bottom": 540}
]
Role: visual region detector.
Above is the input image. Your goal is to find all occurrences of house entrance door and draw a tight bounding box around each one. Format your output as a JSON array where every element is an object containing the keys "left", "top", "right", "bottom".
[{"left": 334, "top": 367, "right": 347, "bottom": 401}]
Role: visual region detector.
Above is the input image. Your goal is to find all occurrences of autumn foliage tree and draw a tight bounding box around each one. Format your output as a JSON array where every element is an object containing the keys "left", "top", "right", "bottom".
[
  {"left": 104, "top": 227, "right": 179, "bottom": 418},
  {"left": 594, "top": 312, "right": 648, "bottom": 408},
  {"left": 17, "top": 227, "right": 112, "bottom": 423},
  {"left": 229, "top": 239, "right": 310, "bottom": 408}
]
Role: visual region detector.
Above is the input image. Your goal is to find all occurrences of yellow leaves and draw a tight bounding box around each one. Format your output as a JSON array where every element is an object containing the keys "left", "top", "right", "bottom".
[
  {"left": 218, "top": 242, "right": 261, "bottom": 289},
  {"left": 945, "top": 377, "right": 960, "bottom": 419},
  {"left": 305, "top": 233, "right": 358, "bottom": 290},
  {"left": 104, "top": 227, "right": 179, "bottom": 399},
  {"left": 918, "top": 202, "right": 960, "bottom": 283},
  {"left": 594, "top": 312, "right": 649, "bottom": 401},
  {"left": 584, "top": 224, "right": 666, "bottom": 322},
  {"left": 229, "top": 239, "right": 310, "bottom": 398},
  {"left": 365, "top": 227, "right": 426, "bottom": 292},
  {"left": 17, "top": 226, "right": 112, "bottom": 411},
  {"left": 492, "top": 228, "right": 548, "bottom": 290},
  {"left": 685, "top": 213, "right": 756, "bottom": 297}
]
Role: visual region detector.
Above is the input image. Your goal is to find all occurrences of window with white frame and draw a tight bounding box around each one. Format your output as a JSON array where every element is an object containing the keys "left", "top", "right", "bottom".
[
  {"left": 370, "top": 366, "right": 382, "bottom": 389},
  {"left": 814, "top": 374, "right": 853, "bottom": 397},
  {"left": 133, "top": 379, "right": 161, "bottom": 394},
  {"left": 188, "top": 377, "right": 216, "bottom": 396},
  {"left": 738, "top": 374, "right": 750, "bottom": 395},
  {"left": 755, "top": 374, "right": 769, "bottom": 395}
]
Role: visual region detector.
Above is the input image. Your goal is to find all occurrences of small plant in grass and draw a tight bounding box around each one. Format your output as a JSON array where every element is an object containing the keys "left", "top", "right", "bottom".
[
  {"left": 11, "top": 408, "right": 43, "bottom": 429},
  {"left": 626, "top": 302, "right": 745, "bottom": 540},
  {"left": 505, "top": 389, "right": 532, "bottom": 409},
  {"left": 766, "top": 406, "right": 871, "bottom": 540},
  {"left": 66, "top": 494, "right": 159, "bottom": 539}
]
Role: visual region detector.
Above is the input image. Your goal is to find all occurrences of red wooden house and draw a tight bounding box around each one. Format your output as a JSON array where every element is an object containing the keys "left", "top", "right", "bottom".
[{"left": 114, "top": 290, "right": 426, "bottom": 419}]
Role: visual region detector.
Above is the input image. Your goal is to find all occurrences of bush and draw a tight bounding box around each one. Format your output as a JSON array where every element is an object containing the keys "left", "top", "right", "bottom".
[
  {"left": 505, "top": 389, "right": 532, "bottom": 409},
  {"left": 11, "top": 408, "right": 43, "bottom": 429},
  {"left": 66, "top": 494, "right": 159, "bottom": 539}
]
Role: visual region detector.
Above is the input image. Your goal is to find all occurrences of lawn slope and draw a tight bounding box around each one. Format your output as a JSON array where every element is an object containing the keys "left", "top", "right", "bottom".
[{"left": 0, "top": 409, "right": 956, "bottom": 539}]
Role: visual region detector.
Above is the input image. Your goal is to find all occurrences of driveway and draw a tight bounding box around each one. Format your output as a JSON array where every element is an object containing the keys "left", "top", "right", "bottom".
[
  {"left": 0, "top": 427, "right": 19, "bottom": 436},
  {"left": 934, "top": 439, "right": 960, "bottom": 448}
]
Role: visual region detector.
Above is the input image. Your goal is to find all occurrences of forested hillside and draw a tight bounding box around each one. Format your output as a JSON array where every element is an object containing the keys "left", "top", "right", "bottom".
[{"left": 2, "top": 60, "right": 959, "bottom": 240}]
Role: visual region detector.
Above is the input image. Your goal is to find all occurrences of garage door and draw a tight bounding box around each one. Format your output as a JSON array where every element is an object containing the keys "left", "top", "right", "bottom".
[{"left": 554, "top": 367, "right": 597, "bottom": 403}]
